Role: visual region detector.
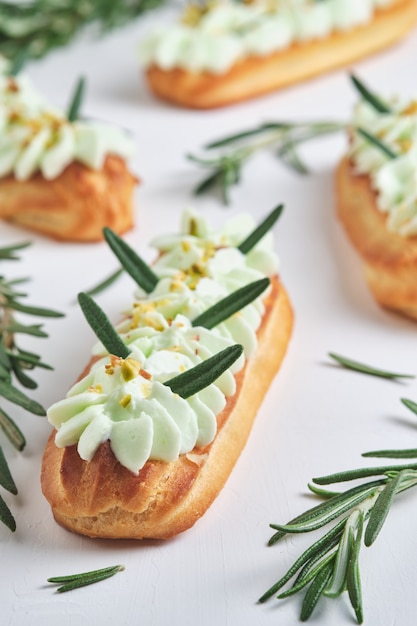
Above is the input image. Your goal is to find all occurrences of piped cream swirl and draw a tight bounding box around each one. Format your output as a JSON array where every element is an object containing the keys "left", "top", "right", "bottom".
[
  {"left": 47, "top": 211, "right": 279, "bottom": 473},
  {"left": 138, "top": 0, "right": 396, "bottom": 75},
  {"left": 0, "top": 68, "right": 134, "bottom": 181},
  {"left": 350, "top": 96, "right": 417, "bottom": 236}
]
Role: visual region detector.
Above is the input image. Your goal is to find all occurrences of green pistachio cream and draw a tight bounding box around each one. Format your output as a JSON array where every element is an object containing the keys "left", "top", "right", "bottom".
[{"left": 47, "top": 211, "right": 280, "bottom": 473}]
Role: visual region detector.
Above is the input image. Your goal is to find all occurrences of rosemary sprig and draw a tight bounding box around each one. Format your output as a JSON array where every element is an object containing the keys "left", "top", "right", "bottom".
[
  {"left": 188, "top": 120, "right": 345, "bottom": 204},
  {"left": 328, "top": 352, "right": 414, "bottom": 380},
  {"left": 48, "top": 565, "right": 125, "bottom": 593},
  {"left": 102, "top": 228, "right": 159, "bottom": 294},
  {"left": 260, "top": 466, "right": 417, "bottom": 623},
  {"left": 0, "top": 241, "right": 63, "bottom": 530},
  {"left": 0, "top": 0, "right": 167, "bottom": 62}
]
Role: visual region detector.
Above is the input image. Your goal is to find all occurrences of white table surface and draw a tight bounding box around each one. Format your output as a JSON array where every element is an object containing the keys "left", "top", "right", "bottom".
[{"left": 1, "top": 7, "right": 417, "bottom": 626}]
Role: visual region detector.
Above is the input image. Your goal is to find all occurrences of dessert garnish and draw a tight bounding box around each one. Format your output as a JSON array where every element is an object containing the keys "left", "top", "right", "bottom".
[
  {"left": 85, "top": 204, "right": 284, "bottom": 296},
  {"left": 0, "top": 241, "right": 63, "bottom": 531},
  {"left": 47, "top": 564, "right": 125, "bottom": 593},
  {"left": 259, "top": 359, "right": 417, "bottom": 623},
  {"left": 328, "top": 352, "right": 415, "bottom": 380}
]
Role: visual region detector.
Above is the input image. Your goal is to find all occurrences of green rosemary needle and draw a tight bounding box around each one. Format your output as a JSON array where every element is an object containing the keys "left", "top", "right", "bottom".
[
  {"left": 237, "top": 204, "right": 283, "bottom": 254},
  {"left": 103, "top": 228, "right": 159, "bottom": 294},
  {"left": 77, "top": 292, "right": 129, "bottom": 359},
  {"left": 350, "top": 73, "right": 392, "bottom": 114},
  {"left": 355, "top": 127, "right": 398, "bottom": 160},
  {"left": 192, "top": 278, "right": 269, "bottom": 330},
  {"left": 164, "top": 344, "right": 243, "bottom": 399},
  {"left": 84, "top": 268, "right": 124, "bottom": 297},
  {"left": 48, "top": 565, "right": 125, "bottom": 593},
  {"left": 67, "top": 76, "right": 85, "bottom": 122},
  {"left": 328, "top": 352, "right": 414, "bottom": 380}
]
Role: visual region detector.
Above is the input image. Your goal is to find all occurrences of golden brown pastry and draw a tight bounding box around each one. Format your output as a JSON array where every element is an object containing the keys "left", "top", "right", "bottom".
[
  {"left": 0, "top": 156, "right": 138, "bottom": 243},
  {"left": 0, "top": 68, "right": 137, "bottom": 241},
  {"left": 141, "top": 0, "right": 417, "bottom": 110},
  {"left": 41, "top": 279, "right": 293, "bottom": 539},
  {"left": 41, "top": 210, "right": 293, "bottom": 539},
  {"left": 336, "top": 157, "right": 417, "bottom": 320}
]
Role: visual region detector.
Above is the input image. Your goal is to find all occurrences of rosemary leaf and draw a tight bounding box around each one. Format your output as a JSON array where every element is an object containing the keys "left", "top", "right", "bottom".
[
  {"left": 0, "top": 493, "right": 16, "bottom": 532},
  {"left": 164, "top": 344, "right": 243, "bottom": 399},
  {"left": 0, "top": 407, "right": 25, "bottom": 450},
  {"left": 362, "top": 449, "right": 417, "bottom": 459},
  {"left": 0, "top": 380, "right": 45, "bottom": 415},
  {"left": 84, "top": 268, "right": 124, "bottom": 297},
  {"left": 278, "top": 141, "right": 309, "bottom": 174},
  {"left": 4, "top": 322, "right": 48, "bottom": 337},
  {"left": 307, "top": 483, "right": 340, "bottom": 499},
  {"left": 401, "top": 397, "right": 417, "bottom": 416},
  {"left": 8, "top": 46, "right": 29, "bottom": 76},
  {"left": 67, "top": 76, "right": 85, "bottom": 122},
  {"left": 237, "top": 204, "right": 283, "bottom": 254},
  {"left": 192, "top": 278, "right": 269, "bottom": 330},
  {"left": 328, "top": 352, "right": 414, "bottom": 380},
  {"left": 346, "top": 514, "right": 364, "bottom": 625},
  {"left": 278, "top": 552, "right": 336, "bottom": 599},
  {"left": 0, "top": 242, "right": 31, "bottom": 260},
  {"left": 77, "top": 292, "right": 129, "bottom": 359},
  {"left": 313, "top": 464, "right": 417, "bottom": 485},
  {"left": 48, "top": 564, "right": 125, "bottom": 593},
  {"left": 300, "top": 561, "right": 333, "bottom": 621},
  {"left": 10, "top": 358, "right": 38, "bottom": 389},
  {"left": 205, "top": 122, "right": 292, "bottom": 149},
  {"left": 194, "top": 170, "right": 223, "bottom": 197},
  {"left": 103, "top": 228, "right": 159, "bottom": 294},
  {"left": 350, "top": 74, "right": 391, "bottom": 114},
  {"left": 270, "top": 481, "right": 383, "bottom": 534},
  {"left": 6, "top": 300, "right": 64, "bottom": 318},
  {"left": 259, "top": 518, "right": 346, "bottom": 602},
  {"left": 364, "top": 472, "right": 403, "bottom": 547},
  {"left": 325, "top": 514, "right": 356, "bottom": 597},
  {"left": 356, "top": 128, "right": 398, "bottom": 160},
  {"left": 0, "top": 445, "right": 17, "bottom": 494},
  {"left": 13, "top": 350, "right": 52, "bottom": 370}
]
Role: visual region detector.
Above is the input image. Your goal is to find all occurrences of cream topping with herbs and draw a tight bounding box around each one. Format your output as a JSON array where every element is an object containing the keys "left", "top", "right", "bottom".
[
  {"left": 138, "top": 0, "right": 396, "bottom": 75},
  {"left": 350, "top": 97, "right": 417, "bottom": 237},
  {"left": 133, "top": 210, "right": 278, "bottom": 356},
  {"left": 0, "top": 71, "right": 134, "bottom": 181},
  {"left": 47, "top": 211, "right": 279, "bottom": 473}
]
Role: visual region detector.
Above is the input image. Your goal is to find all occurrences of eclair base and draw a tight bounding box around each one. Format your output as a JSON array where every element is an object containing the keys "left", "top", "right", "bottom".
[
  {"left": 336, "top": 156, "right": 417, "bottom": 320},
  {"left": 146, "top": 0, "right": 417, "bottom": 109},
  {"left": 0, "top": 155, "right": 138, "bottom": 242},
  {"left": 41, "top": 278, "right": 293, "bottom": 539}
]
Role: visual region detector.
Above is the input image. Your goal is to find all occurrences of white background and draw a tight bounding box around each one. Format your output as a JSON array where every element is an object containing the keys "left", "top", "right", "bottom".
[{"left": 1, "top": 6, "right": 417, "bottom": 625}]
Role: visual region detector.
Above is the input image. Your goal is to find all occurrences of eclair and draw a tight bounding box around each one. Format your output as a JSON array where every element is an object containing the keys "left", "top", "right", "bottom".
[
  {"left": 41, "top": 209, "right": 293, "bottom": 539},
  {"left": 138, "top": 0, "right": 417, "bottom": 109},
  {"left": 0, "top": 61, "right": 137, "bottom": 242},
  {"left": 336, "top": 80, "right": 417, "bottom": 320}
]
